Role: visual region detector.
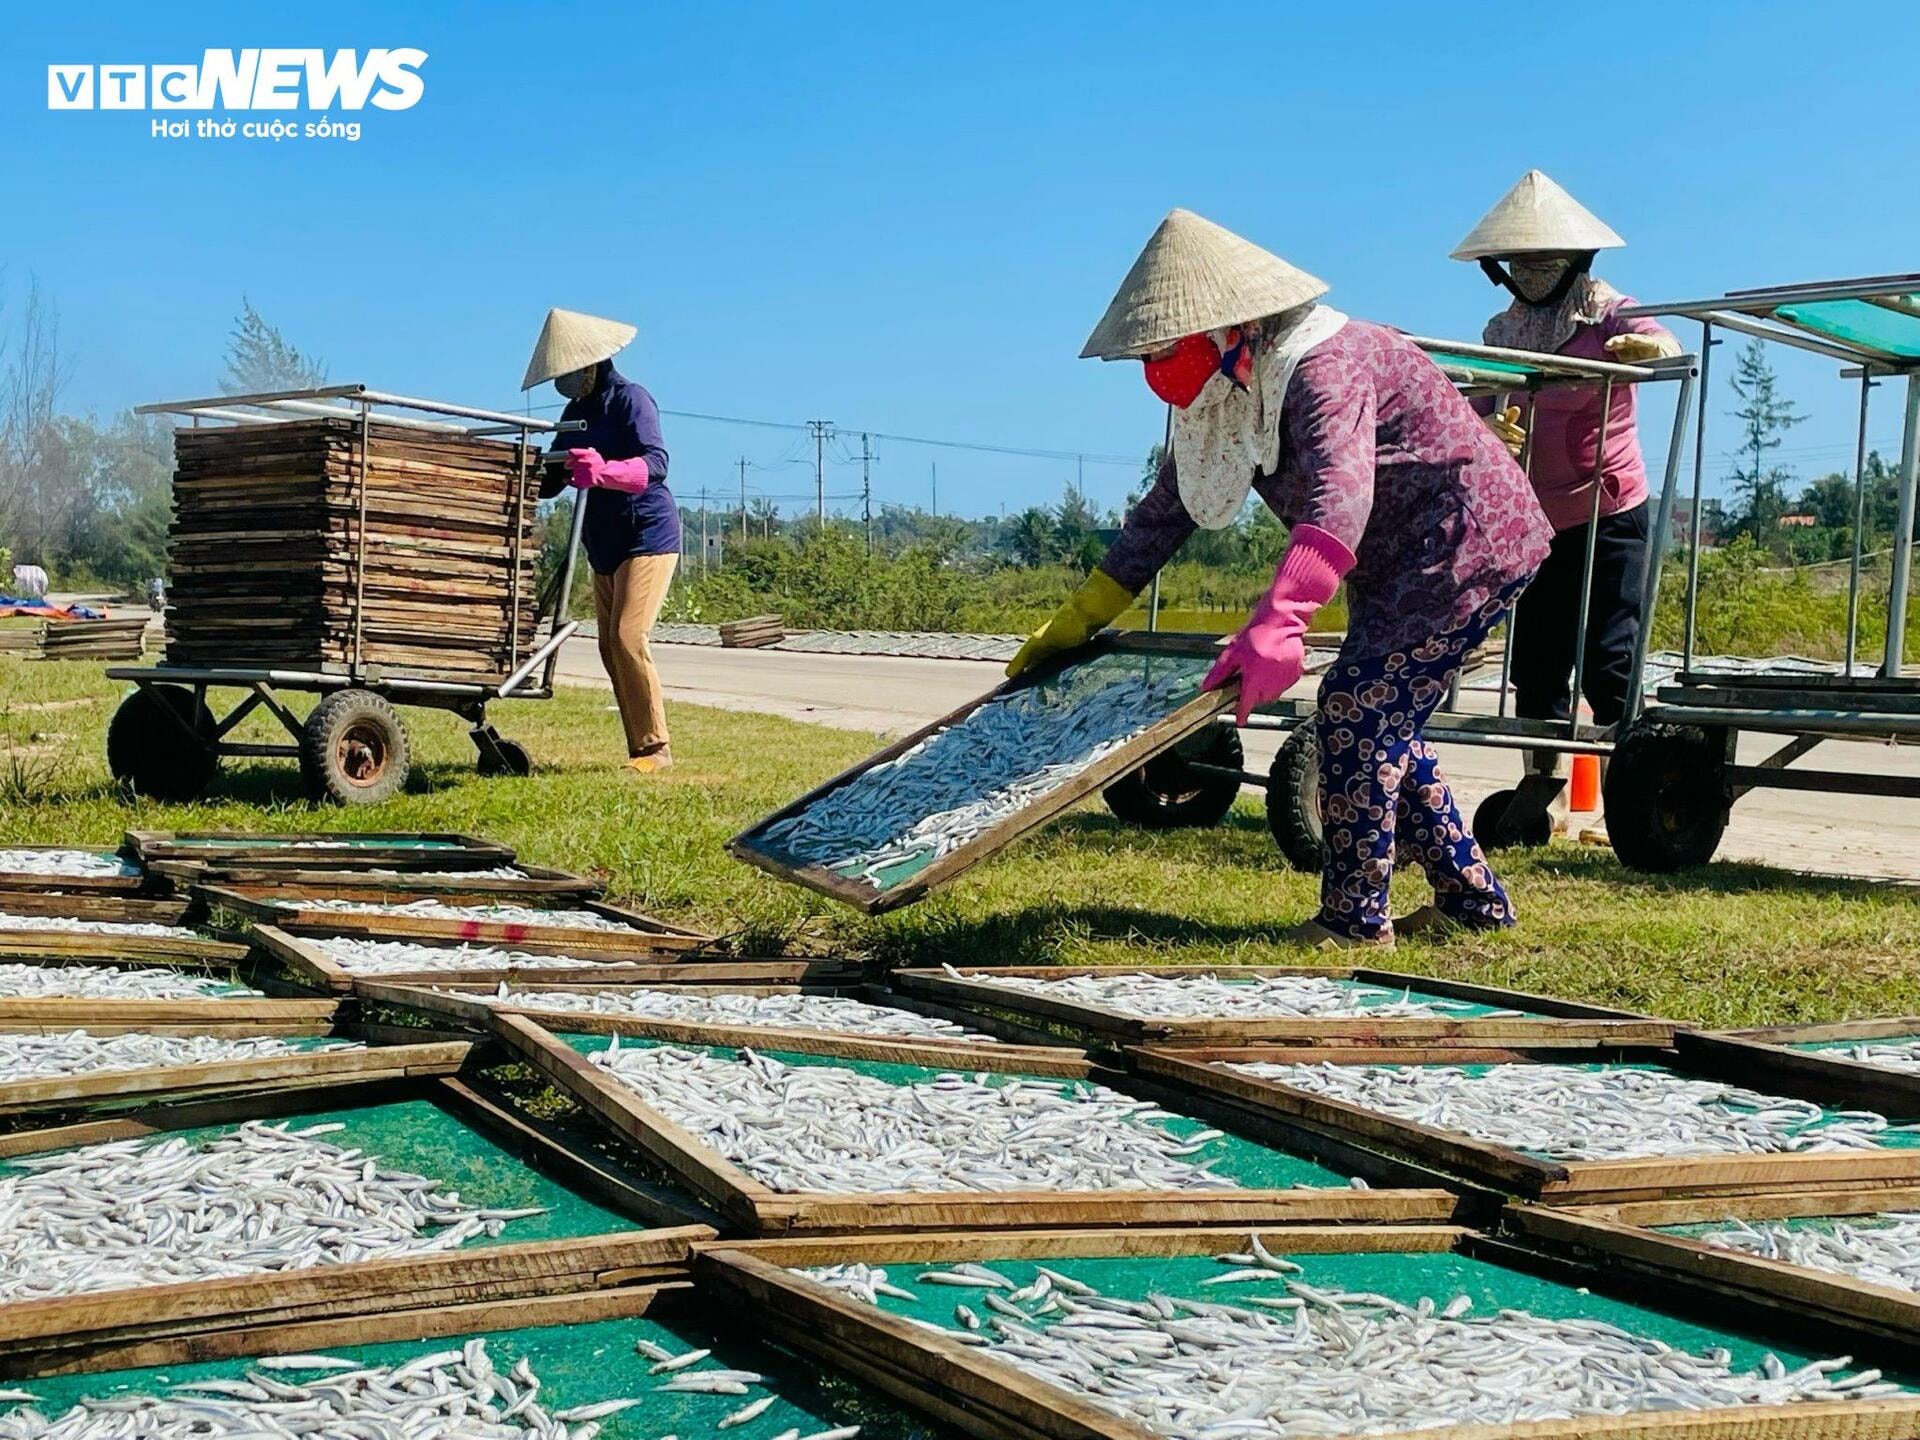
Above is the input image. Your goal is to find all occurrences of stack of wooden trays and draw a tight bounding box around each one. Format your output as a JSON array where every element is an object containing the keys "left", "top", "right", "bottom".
[
  {"left": 163, "top": 418, "right": 540, "bottom": 681},
  {"left": 38, "top": 616, "right": 150, "bottom": 660},
  {"left": 719, "top": 613, "right": 783, "bottom": 648}
]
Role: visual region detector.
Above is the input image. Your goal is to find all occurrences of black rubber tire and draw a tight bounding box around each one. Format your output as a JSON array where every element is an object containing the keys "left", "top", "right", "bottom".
[
  {"left": 1265, "top": 725, "right": 1325, "bottom": 872},
  {"left": 1471, "top": 787, "right": 1554, "bottom": 852},
  {"left": 1604, "top": 720, "right": 1730, "bottom": 873},
  {"left": 478, "top": 738, "right": 533, "bottom": 778},
  {"left": 299, "top": 690, "right": 410, "bottom": 805},
  {"left": 1101, "top": 724, "right": 1244, "bottom": 830},
  {"left": 106, "top": 686, "right": 217, "bottom": 801}
]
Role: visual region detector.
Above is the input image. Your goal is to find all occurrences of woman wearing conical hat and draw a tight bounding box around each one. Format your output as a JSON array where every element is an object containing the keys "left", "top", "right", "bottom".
[
  {"left": 1454, "top": 171, "right": 1681, "bottom": 832},
  {"left": 1010, "top": 210, "right": 1552, "bottom": 947},
  {"left": 523, "top": 308, "right": 680, "bottom": 774}
]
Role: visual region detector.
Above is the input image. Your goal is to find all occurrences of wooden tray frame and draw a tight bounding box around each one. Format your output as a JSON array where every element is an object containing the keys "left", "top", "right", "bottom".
[
  {"left": 357, "top": 978, "right": 1089, "bottom": 1057},
  {"left": 124, "top": 829, "right": 516, "bottom": 869},
  {"left": 0, "top": 845, "right": 149, "bottom": 897},
  {"left": 493, "top": 1014, "right": 1462, "bottom": 1236},
  {"left": 1131, "top": 1041, "right": 1920, "bottom": 1205},
  {"left": 894, "top": 964, "right": 1677, "bottom": 1048},
  {"left": 1693, "top": 1023, "right": 1920, "bottom": 1113},
  {"left": 728, "top": 633, "right": 1235, "bottom": 914},
  {"left": 0, "top": 995, "right": 338, "bottom": 1033},
  {"left": 0, "top": 1074, "right": 711, "bottom": 1375},
  {"left": 200, "top": 883, "right": 711, "bottom": 951},
  {"left": 697, "top": 1227, "right": 1920, "bottom": 1440},
  {"left": 252, "top": 924, "right": 859, "bottom": 994},
  {"left": 149, "top": 859, "right": 603, "bottom": 901},
  {"left": 0, "top": 893, "right": 194, "bottom": 925},
  {"left": 1507, "top": 1190, "right": 1920, "bottom": 1350}
]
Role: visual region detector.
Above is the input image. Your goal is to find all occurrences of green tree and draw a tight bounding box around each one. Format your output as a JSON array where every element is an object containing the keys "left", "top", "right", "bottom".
[
  {"left": 220, "top": 299, "right": 327, "bottom": 395},
  {"left": 1005, "top": 506, "right": 1061, "bottom": 568},
  {"left": 1726, "top": 339, "right": 1803, "bottom": 545}
]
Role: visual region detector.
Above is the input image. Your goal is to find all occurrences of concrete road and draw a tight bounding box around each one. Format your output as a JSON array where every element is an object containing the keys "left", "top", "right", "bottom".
[{"left": 556, "top": 635, "right": 1920, "bottom": 884}]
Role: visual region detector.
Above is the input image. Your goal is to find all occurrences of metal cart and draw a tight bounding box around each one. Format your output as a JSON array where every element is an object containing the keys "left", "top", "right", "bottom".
[
  {"left": 1099, "top": 336, "right": 1699, "bottom": 868},
  {"left": 1597, "top": 275, "right": 1920, "bottom": 870},
  {"left": 106, "top": 386, "right": 586, "bottom": 805}
]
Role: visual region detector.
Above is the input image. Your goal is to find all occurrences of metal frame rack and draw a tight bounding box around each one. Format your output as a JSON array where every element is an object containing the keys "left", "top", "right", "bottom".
[
  {"left": 1597, "top": 276, "right": 1920, "bottom": 871},
  {"left": 1102, "top": 338, "right": 1698, "bottom": 866},
  {"left": 106, "top": 385, "right": 585, "bottom": 804}
]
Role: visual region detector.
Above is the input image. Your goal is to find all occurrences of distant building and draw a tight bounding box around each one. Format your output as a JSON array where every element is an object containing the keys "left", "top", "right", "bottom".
[
  {"left": 1779, "top": 513, "right": 1817, "bottom": 528},
  {"left": 1670, "top": 498, "right": 1724, "bottom": 549}
]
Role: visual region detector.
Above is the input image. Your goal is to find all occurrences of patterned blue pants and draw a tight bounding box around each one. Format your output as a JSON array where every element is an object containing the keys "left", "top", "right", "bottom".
[{"left": 1314, "top": 586, "right": 1522, "bottom": 942}]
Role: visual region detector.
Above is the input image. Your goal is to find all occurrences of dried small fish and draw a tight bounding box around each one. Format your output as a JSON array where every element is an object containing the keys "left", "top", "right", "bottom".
[
  {"left": 953, "top": 965, "right": 1516, "bottom": 1021},
  {"left": 0, "top": 963, "right": 255, "bottom": 1001},
  {"left": 276, "top": 899, "right": 633, "bottom": 930},
  {"left": 0, "top": 1031, "right": 350, "bottom": 1084},
  {"left": 1227, "top": 1060, "right": 1905, "bottom": 1161},
  {"left": 0, "top": 911, "right": 196, "bottom": 939},
  {"left": 1701, "top": 1212, "right": 1920, "bottom": 1293},
  {"left": 1827, "top": 1037, "right": 1920, "bottom": 1075},
  {"left": 590, "top": 1044, "right": 1241, "bottom": 1194},
  {"left": 310, "top": 936, "right": 598, "bottom": 976},
  {"left": 476, "top": 983, "right": 994, "bottom": 1041},
  {"left": 0, "top": 850, "right": 139, "bottom": 880}
]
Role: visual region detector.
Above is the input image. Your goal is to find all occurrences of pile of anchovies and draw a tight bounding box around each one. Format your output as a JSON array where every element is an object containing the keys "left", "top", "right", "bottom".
[
  {"left": 277, "top": 899, "right": 632, "bottom": 931},
  {"left": 309, "top": 937, "right": 595, "bottom": 976},
  {"left": 804, "top": 1240, "right": 1901, "bottom": 1437},
  {"left": 957, "top": 966, "right": 1522, "bottom": 1022},
  {"left": 1227, "top": 1061, "right": 1907, "bottom": 1161},
  {"left": 0, "top": 1120, "right": 541, "bottom": 1301},
  {"left": 0, "top": 962, "right": 255, "bottom": 1000},
  {"left": 477, "top": 984, "right": 995, "bottom": 1041},
  {"left": 361, "top": 866, "right": 531, "bottom": 880},
  {"left": 1828, "top": 1038, "right": 1920, "bottom": 1075},
  {"left": 0, "top": 911, "right": 197, "bottom": 939},
  {"left": 0, "top": 1337, "right": 864, "bottom": 1440},
  {"left": 761, "top": 654, "right": 1210, "bottom": 887},
  {"left": 1701, "top": 1213, "right": 1920, "bottom": 1294},
  {"left": 0, "top": 849, "right": 140, "bottom": 879},
  {"left": 0, "top": 1031, "right": 352, "bottom": 1084},
  {"left": 589, "top": 1042, "right": 1242, "bottom": 1194}
]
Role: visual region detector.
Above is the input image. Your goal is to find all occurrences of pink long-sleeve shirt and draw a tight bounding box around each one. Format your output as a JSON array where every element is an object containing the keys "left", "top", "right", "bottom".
[
  {"left": 1485, "top": 294, "right": 1678, "bottom": 533},
  {"left": 1100, "top": 320, "right": 1552, "bottom": 658}
]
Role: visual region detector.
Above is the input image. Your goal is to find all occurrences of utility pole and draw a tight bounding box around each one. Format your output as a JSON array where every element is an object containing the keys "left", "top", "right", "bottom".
[
  {"left": 860, "top": 432, "right": 874, "bottom": 555},
  {"left": 699, "top": 486, "right": 709, "bottom": 576},
  {"left": 931, "top": 462, "right": 937, "bottom": 518},
  {"left": 807, "top": 419, "right": 832, "bottom": 526},
  {"left": 737, "top": 458, "right": 748, "bottom": 540}
]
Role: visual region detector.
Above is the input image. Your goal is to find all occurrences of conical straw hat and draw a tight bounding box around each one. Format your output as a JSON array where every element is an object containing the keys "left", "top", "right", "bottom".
[
  {"left": 521, "top": 308, "right": 638, "bottom": 390},
  {"left": 1450, "top": 170, "right": 1624, "bottom": 261},
  {"left": 1080, "top": 210, "right": 1329, "bottom": 361}
]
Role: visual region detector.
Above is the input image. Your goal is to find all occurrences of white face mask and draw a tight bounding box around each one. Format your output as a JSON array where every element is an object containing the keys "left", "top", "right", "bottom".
[
  {"left": 554, "top": 367, "right": 594, "bottom": 400},
  {"left": 1509, "top": 257, "right": 1572, "bottom": 305}
]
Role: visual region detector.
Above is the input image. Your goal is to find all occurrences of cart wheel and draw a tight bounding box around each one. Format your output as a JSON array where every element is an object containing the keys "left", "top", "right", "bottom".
[
  {"left": 300, "top": 690, "right": 410, "bottom": 805},
  {"left": 1604, "top": 720, "right": 1729, "bottom": 873},
  {"left": 1265, "top": 726, "right": 1325, "bottom": 872},
  {"left": 478, "top": 738, "right": 533, "bottom": 777},
  {"left": 1471, "top": 788, "right": 1553, "bottom": 852},
  {"left": 106, "top": 685, "right": 216, "bottom": 801},
  {"left": 1101, "top": 724, "right": 1243, "bottom": 829}
]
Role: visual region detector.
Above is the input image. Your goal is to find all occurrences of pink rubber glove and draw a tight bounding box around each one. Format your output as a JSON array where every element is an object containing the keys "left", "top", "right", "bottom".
[
  {"left": 562, "top": 448, "right": 651, "bottom": 495},
  {"left": 1203, "top": 523, "right": 1355, "bottom": 725}
]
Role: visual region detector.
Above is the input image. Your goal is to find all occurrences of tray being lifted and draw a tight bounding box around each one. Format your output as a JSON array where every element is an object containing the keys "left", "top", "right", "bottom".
[{"left": 730, "top": 632, "right": 1233, "bottom": 912}]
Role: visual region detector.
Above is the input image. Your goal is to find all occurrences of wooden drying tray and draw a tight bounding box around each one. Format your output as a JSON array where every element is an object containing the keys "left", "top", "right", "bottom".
[
  {"left": 0, "top": 846, "right": 149, "bottom": 897},
  {"left": 1697, "top": 1020, "right": 1920, "bottom": 1113},
  {"left": 0, "top": 993, "right": 337, "bottom": 1034},
  {"left": 0, "top": 1020, "right": 471, "bottom": 1117},
  {"left": 492, "top": 1013, "right": 1464, "bottom": 1236},
  {"left": 250, "top": 924, "right": 858, "bottom": 995},
  {"left": 729, "top": 632, "right": 1233, "bottom": 913},
  {"left": 698, "top": 1227, "right": 1920, "bottom": 1440},
  {"left": 357, "top": 978, "right": 1087, "bottom": 1056},
  {"left": 1506, "top": 1189, "right": 1920, "bottom": 1352},
  {"left": 1131, "top": 1038, "right": 1920, "bottom": 1206},
  {"left": 893, "top": 964, "right": 1678, "bottom": 1049},
  {"left": 0, "top": 895, "right": 245, "bottom": 966},
  {"left": 0, "top": 892, "right": 195, "bottom": 925},
  {"left": 199, "top": 884, "right": 710, "bottom": 951},
  {"left": 123, "top": 829, "right": 516, "bottom": 869},
  {"left": 0, "top": 1074, "right": 711, "bottom": 1377},
  {"left": 149, "top": 859, "right": 602, "bottom": 901}
]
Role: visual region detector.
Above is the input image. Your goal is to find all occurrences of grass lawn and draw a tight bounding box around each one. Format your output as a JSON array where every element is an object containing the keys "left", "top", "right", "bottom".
[{"left": 1, "top": 656, "right": 1914, "bottom": 1030}]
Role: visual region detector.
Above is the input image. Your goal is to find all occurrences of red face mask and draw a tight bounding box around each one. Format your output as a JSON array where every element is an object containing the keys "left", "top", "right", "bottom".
[{"left": 1142, "top": 333, "right": 1222, "bottom": 408}]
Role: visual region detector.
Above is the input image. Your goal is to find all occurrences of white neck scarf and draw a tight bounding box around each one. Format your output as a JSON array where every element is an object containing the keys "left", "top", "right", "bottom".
[{"left": 1172, "top": 306, "right": 1349, "bottom": 529}]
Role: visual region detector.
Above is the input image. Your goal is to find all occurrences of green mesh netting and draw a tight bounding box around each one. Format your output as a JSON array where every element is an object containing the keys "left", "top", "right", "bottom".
[
  {"left": 1, "top": 1096, "right": 637, "bottom": 1247},
  {"left": 563, "top": 1033, "right": 1348, "bottom": 1189},
  {"left": 1774, "top": 298, "right": 1920, "bottom": 359},
  {"left": 6, "top": 1313, "right": 932, "bottom": 1439}
]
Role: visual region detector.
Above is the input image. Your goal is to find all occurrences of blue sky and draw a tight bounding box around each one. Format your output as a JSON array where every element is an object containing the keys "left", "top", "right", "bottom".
[{"left": 3, "top": 1, "right": 1916, "bottom": 521}]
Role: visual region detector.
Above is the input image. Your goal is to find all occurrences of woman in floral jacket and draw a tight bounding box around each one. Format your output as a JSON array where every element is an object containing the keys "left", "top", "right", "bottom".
[{"left": 1014, "top": 210, "right": 1552, "bottom": 947}]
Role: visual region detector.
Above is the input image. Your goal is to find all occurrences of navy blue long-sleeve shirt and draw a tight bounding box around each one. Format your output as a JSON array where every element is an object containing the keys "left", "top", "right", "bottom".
[{"left": 556, "top": 366, "right": 679, "bottom": 573}]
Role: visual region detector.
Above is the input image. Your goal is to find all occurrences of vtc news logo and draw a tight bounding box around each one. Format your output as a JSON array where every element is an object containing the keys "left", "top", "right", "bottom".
[{"left": 48, "top": 50, "right": 427, "bottom": 110}]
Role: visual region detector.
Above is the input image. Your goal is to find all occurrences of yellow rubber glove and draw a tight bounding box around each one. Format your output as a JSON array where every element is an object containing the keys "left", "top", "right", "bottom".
[
  {"left": 1006, "top": 569, "right": 1135, "bottom": 677},
  {"left": 1485, "top": 404, "right": 1526, "bottom": 459},
  {"left": 1605, "top": 332, "right": 1681, "bottom": 363}
]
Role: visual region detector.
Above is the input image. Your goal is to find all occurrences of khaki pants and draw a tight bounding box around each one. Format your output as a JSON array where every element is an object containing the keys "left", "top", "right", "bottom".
[{"left": 592, "top": 554, "right": 677, "bottom": 756}]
